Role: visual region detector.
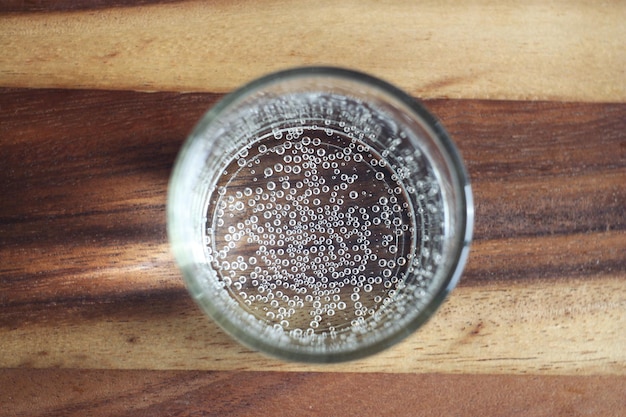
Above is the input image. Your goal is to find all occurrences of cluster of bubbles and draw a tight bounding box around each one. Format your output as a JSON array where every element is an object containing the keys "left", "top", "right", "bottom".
[
  {"left": 204, "top": 114, "right": 444, "bottom": 350},
  {"left": 207, "top": 128, "right": 414, "bottom": 333},
  {"left": 206, "top": 124, "right": 444, "bottom": 348}
]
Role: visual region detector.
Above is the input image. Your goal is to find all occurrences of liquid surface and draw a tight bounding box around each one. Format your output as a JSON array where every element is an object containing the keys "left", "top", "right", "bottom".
[{"left": 205, "top": 128, "right": 425, "bottom": 340}]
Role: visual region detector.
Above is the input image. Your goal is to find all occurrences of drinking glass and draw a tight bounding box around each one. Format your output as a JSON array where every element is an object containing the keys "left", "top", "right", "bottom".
[{"left": 167, "top": 67, "right": 474, "bottom": 363}]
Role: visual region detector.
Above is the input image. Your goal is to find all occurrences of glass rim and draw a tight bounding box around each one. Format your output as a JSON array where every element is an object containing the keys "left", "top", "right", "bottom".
[{"left": 168, "top": 66, "right": 474, "bottom": 363}]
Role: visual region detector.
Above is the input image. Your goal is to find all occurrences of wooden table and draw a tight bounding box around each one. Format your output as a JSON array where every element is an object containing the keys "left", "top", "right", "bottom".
[{"left": 1, "top": 1, "right": 624, "bottom": 415}]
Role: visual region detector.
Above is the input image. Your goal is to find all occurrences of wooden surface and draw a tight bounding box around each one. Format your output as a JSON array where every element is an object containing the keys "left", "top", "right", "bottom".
[{"left": 1, "top": 1, "right": 625, "bottom": 416}]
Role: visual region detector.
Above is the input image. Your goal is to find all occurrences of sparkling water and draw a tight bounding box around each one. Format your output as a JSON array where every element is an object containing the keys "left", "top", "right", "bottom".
[{"left": 200, "top": 93, "right": 446, "bottom": 353}]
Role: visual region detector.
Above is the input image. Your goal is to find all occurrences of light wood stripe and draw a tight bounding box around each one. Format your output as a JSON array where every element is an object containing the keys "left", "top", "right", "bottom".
[
  {"left": 1, "top": 0, "right": 624, "bottom": 101},
  {"left": 1, "top": 277, "right": 624, "bottom": 374}
]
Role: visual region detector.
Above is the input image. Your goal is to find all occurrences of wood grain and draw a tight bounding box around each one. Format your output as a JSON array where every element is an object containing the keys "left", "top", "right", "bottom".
[
  {"left": 1, "top": 369, "right": 624, "bottom": 417},
  {"left": 1, "top": 89, "right": 624, "bottom": 374},
  {"left": 2, "top": 1, "right": 624, "bottom": 413},
  {"left": 1, "top": 1, "right": 625, "bottom": 101}
]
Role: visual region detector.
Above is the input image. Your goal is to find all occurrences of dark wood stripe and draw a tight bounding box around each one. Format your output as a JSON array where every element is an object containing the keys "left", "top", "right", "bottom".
[
  {"left": 430, "top": 99, "right": 626, "bottom": 180},
  {"left": 464, "top": 231, "right": 625, "bottom": 283},
  {"left": 1, "top": 90, "right": 622, "bottom": 239},
  {"left": 0, "top": 369, "right": 624, "bottom": 416},
  {"left": 0, "top": 287, "right": 191, "bottom": 329},
  {"left": 0, "top": 0, "right": 185, "bottom": 13}
]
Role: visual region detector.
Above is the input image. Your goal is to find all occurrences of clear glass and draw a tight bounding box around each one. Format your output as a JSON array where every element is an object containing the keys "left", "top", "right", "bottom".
[{"left": 167, "top": 67, "right": 474, "bottom": 363}]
